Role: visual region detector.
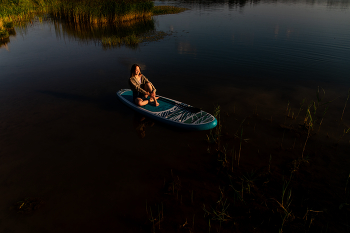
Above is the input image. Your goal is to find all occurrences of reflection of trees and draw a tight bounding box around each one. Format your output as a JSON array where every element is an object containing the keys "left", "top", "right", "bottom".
[
  {"left": 326, "top": 0, "right": 349, "bottom": 8},
  {"left": 52, "top": 14, "right": 155, "bottom": 48},
  {"left": 177, "top": 0, "right": 348, "bottom": 8}
]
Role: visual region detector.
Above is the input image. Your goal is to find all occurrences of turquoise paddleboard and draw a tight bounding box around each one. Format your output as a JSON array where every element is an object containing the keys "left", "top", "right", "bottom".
[{"left": 117, "top": 89, "right": 217, "bottom": 130}]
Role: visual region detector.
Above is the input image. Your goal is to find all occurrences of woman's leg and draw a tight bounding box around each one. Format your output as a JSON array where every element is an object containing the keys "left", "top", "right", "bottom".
[
  {"left": 144, "top": 83, "right": 159, "bottom": 106},
  {"left": 135, "top": 97, "right": 149, "bottom": 106}
]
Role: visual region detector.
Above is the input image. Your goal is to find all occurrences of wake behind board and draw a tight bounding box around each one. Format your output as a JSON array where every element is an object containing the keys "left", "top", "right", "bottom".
[{"left": 117, "top": 89, "right": 217, "bottom": 130}]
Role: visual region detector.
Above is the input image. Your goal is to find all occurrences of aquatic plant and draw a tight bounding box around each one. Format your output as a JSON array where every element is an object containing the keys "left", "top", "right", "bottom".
[
  {"left": 203, "top": 187, "right": 232, "bottom": 223},
  {"left": 341, "top": 89, "right": 350, "bottom": 121},
  {"left": 206, "top": 105, "right": 221, "bottom": 145},
  {"left": 50, "top": 0, "right": 154, "bottom": 24},
  {"left": 146, "top": 200, "right": 164, "bottom": 232},
  {"left": 0, "top": 0, "right": 154, "bottom": 41},
  {"left": 144, "top": 88, "right": 350, "bottom": 233},
  {"left": 152, "top": 5, "right": 188, "bottom": 15}
]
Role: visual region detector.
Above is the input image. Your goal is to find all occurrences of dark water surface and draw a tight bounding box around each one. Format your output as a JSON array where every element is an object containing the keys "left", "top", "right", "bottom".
[{"left": 0, "top": 0, "right": 350, "bottom": 232}]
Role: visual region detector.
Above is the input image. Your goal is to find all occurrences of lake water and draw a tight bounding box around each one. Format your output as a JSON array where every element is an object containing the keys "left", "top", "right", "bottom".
[{"left": 0, "top": 0, "right": 349, "bottom": 232}]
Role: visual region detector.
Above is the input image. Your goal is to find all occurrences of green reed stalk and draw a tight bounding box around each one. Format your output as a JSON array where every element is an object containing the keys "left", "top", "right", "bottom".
[
  {"left": 341, "top": 89, "right": 350, "bottom": 121},
  {"left": 191, "top": 190, "right": 194, "bottom": 204},
  {"left": 231, "top": 146, "right": 234, "bottom": 172},
  {"left": 238, "top": 127, "right": 243, "bottom": 166},
  {"left": 318, "top": 106, "right": 329, "bottom": 132},
  {"left": 192, "top": 214, "right": 195, "bottom": 229},
  {"left": 295, "top": 98, "right": 305, "bottom": 120},
  {"left": 281, "top": 130, "right": 285, "bottom": 149}
]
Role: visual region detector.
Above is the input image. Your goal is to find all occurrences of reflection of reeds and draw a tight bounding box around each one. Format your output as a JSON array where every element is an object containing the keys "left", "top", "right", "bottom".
[
  {"left": 50, "top": 0, "right": 154, "bottom": 25},
  {"left": 52, "top": 15, "right": 155, "bottom": 48},
  {"left": 53, "top": 15, "right": 154, "bottom": 38}
]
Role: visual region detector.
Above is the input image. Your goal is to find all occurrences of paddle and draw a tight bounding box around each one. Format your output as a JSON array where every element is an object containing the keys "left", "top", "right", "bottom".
[{"left": 157, "top": 96, "right": 202, "bottom": 113}]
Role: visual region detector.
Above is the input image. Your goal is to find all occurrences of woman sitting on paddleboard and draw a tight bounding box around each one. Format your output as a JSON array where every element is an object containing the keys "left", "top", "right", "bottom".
[{"left": 129, "top": 64, "right": 159, "bottom": 107}]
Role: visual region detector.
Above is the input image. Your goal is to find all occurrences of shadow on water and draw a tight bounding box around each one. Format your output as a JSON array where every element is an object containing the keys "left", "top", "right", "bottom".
[
  {"left": 37, "top": 90, "right": 178, "bottom": 135},
  {"left": 37, "top": 90, "right": 121, "bottom": 112}
]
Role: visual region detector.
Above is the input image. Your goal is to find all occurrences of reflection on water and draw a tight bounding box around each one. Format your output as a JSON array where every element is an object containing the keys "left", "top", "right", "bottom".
[
  {"left": 176, "top": 0, "right": 349, "bottom": 8},
  {"left": 52, "top": 15, "right": 155, "bottom": 48},
  {"left": 133, "top": 114, "right": 155, "bottom": 138}
]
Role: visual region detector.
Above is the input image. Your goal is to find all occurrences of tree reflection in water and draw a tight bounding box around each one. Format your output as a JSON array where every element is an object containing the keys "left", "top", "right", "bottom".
[{"left": 51, "top": 13, "right": 156, "bottom": 49}]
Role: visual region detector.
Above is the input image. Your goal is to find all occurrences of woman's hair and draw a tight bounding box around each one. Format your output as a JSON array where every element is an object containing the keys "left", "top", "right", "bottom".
[{"left": 130, "top": 64, "right": 141, "bottom": 77}]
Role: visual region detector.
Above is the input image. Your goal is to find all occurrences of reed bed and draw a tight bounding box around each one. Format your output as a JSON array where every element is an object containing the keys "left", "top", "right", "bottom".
[
  {"left": 146, "top": 88, "right": 350, "bottom": 233},
  {"left": 0, "top": 0, "right": 186, "bottom": 46},
  {"left": 50, "top": 0, "right": 154, "bottom": 24},
  {"left": 0, "top": 0, "right": 154, "bottom": 41}
]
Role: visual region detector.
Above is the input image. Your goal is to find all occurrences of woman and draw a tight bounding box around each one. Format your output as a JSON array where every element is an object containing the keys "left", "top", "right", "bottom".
[{"left": 129, "top": 64, "right": 159, "bottom": 107}]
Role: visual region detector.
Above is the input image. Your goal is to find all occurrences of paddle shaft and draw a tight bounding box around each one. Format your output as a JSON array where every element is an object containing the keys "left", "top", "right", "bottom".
[{"left": 157, "top": 96, "right": 201, "bottom": 113}]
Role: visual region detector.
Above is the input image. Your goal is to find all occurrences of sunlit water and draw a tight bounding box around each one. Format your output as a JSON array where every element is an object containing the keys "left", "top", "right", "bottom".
[{"left": 0, "top": 0, "right": 349, "bottom": 232}]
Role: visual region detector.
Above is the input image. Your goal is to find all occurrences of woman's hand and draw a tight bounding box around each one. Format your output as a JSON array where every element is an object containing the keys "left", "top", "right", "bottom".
[{"left": 145, "top": 92, "right": 155, "bottom": 97}]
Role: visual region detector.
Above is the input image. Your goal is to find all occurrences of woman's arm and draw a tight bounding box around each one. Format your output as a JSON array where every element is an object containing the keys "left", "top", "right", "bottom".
[
  {"left": 141, "top": 75, "right": 157, "bottom": 93},
  {"left": 129, "top": 76, "right": 147, "bottom": 95}
]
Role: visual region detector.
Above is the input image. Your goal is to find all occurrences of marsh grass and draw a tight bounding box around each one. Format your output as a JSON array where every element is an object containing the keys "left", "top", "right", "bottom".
[
  {"left": 341, "top": 89, "right": 350, "bottom": 121},
  {"left": 146, "top": 201, "right": 164, "bottom": 232},
  {"left": 0, "top": 0, "right": 182, "bottom": 47},
  {"left": 101, "top": 30, "right": 172, "bottom": 49},
  {"left": 49, "top": 0, "right": 154, "bottom": 25},
  {"left": 101, "top": 33, "right": 139, "bottom": 47},
  {"left": 203, "top": 187, "right": 232, "bottom": 223},
  {"left": 146, "top": 88, "right": 350, "bottom": 233},
  {"left": 152, "top": 6, "right": 188, "bottom": 16},
  {"left": 207, "top": 105, "right": 221, "bottom": 145}
]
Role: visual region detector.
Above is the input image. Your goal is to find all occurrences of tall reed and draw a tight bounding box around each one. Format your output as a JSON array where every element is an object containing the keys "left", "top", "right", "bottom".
[
  {"left": 0, "top": 0, "right": 154, "bottom": 40},
  {"left": 341, "top": 89, "right": 350, "bottom": 121}
]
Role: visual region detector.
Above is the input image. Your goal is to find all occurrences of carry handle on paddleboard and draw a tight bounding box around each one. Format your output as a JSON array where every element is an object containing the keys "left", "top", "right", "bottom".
[{"left": 157, "top": 97, "right": 201, "bottom": 113}]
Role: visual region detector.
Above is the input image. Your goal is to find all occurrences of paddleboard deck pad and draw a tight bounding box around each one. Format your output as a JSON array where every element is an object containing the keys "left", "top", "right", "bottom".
[{"left": 117, "top": 89, "right": 217, "bottom": 130}]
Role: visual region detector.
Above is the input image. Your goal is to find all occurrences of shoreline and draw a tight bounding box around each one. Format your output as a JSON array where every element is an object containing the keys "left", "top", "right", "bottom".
[{"left": 0, "top": 0, "right": 187, "bottom": 41}]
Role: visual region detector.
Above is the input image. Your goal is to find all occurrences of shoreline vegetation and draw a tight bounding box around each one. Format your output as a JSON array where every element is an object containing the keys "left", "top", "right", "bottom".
[
  {"left": 145, "top": 88, "right": 350, "bottom": 232},
  {"left": 0, "top": 0, "right": 188, "bottom": 44}
]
